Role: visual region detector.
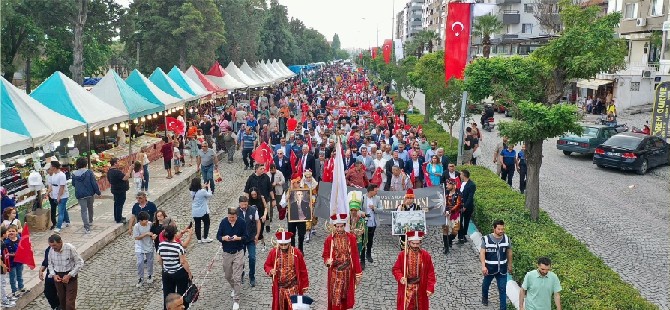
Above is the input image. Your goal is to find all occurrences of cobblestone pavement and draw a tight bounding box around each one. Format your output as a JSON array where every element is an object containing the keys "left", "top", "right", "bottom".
[
  {"left": 409, "top": 92, "right": 669, "bottom": 309},
  {"left": 25, "top": 151, "right": 498, "bottom": 310}
]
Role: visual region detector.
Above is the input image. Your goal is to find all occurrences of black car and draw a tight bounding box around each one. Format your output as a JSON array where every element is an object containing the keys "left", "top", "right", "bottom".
[{"left": 593, "top": 132, "right": 669, "bottom": 174}]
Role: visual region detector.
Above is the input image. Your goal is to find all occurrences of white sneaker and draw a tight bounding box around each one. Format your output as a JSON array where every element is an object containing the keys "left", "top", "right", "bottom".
[
  {"left": 65, "top": 223, "right": 70, "bottom": 227},
  {"left": 1, "top": 300, "right": 16, "bottom": 307},
  {"left": 54, "top": 228, "right": 61, "bottom": 233},
  {"left": 305, "top": 233, "right": 310, "bottom": 242},
  {"left": 146, "top": 276, "right": 153, "bottom": 284},
  {"left": 135, "top": 278, "right": 142, "bottom": 288},
  {"left": 203, "top": 238, "right": 214, "bottom": 243},
  {"left": 232, "top": 302, "right": 240, "bottom": 310},
  {"left": 230, "top": 290, "right": 235, "bottom": 297},
  {"left": 197, "top": 240, "right": 203, "bottom": 244}
]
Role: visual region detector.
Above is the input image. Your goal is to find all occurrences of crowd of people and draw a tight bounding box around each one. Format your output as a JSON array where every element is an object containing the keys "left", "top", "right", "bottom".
[{"left": 0, "top": 63, "right": 562, "bottom": 310}]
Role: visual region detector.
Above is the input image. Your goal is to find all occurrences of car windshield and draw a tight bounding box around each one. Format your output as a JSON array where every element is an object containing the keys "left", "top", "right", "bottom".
[
  {"left": 580, "top": 127, "right": 599, "bottom": 137},
  {"left": 603, "top": 135, "right": 642, "bottom": 150}
]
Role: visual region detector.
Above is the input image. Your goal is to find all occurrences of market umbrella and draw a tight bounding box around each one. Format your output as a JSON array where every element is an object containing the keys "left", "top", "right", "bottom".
[
  {"left": 205, "top": 61, "right": 248, "bottom": 90},
  {"left": 30, "top": 71, "right": 127, "bottom": 131},
  {"left": 1, "top": 76, "right": 86, "bottom": 151},
  {"left": 149, "top": 68, "right": 197, "bottom": 101},
  {"left": 167, "top": 66, "right": 210, "bottom": 98},
  {"left": 126, "top": 69, "right": 184, "bottom": 110},
  {"left": 91, "top": 69, "right": 164, "bottom": 119}
]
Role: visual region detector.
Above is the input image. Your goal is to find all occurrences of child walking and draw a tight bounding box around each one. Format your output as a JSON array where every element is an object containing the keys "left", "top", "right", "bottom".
[
  {"left": 133, "top": 161, "right": 144, "bottom": 193},
  {"left": 0, "top": 226, "right": 16, "bottom": 307},
  {"left": 133, "top": 211, "right": 155, "bottom": 287},
  {"left": 173, "top": 140, "right": 182, "bottom": 175},
  {"left": 187, "top": 136, "right": 198, "bottom": 167},
  {"left": 3, "top": 225, "right": 24, "bottom": 297}
]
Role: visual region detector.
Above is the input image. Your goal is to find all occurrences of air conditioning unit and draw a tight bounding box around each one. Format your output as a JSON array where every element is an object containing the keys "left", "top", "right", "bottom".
[
  {"left": 636, "top": 18, "right": 647, "bottom": 27},
  {"left": 642, "top": 70, "right": 654, "bottom": 78}
]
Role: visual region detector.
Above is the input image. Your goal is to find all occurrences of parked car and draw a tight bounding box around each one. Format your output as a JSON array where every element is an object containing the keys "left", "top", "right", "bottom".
[
  {"left": 557, "top": 125, "right": 618, "bottom": 155},
  {"left": 593, "top": 132, "right": 669, "bottom": 175}
]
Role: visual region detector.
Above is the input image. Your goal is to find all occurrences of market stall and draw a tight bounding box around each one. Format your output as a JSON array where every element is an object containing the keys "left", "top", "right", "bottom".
[
  {"left": 226, "top": 61, "right": 265, "bottom": 88},
  {"left": 241, "top": 60, "right": 273, "bottom": 85},
  {"left": 167, "top": 66, "right": 210, "bottom": 99},
  {"left": 205, "top": 61, "right": 248, "bottom": 90}
]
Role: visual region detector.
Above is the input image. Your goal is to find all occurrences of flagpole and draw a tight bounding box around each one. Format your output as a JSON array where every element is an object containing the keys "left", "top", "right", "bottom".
[{"left": 456, "top": 3, "right": 474, "bottom": 166}]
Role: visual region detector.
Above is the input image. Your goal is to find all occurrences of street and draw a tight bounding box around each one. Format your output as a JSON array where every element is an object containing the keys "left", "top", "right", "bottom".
[
  {"left": 409, "top": 91, "right": 670, "bottom": 309},
  {"left": 25, "top": 153, "right": 497, "bottom": 310}
]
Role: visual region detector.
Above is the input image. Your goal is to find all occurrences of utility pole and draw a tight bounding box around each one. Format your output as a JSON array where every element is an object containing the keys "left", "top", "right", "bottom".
[{"left": 392, "top": 0, "right": 395, "bottom": 39}]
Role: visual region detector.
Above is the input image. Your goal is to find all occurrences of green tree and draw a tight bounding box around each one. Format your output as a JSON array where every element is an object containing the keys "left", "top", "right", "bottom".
[
  {"left": 289, "top": 18, "right": 332, "bottom": 64},
  {"left": 472, "top": 15, "right": 503, "bottom": 58},
  {"left": 434, "top": 78, "right": 465, "bottom": 147},
  {"left": 498, "top": 102, "right": 582, "bottom": 220},
  {"left": 332, "top": 33, "right": 341, "bottom": 50},
  {"left": 215, "top": 0, "right": 264, "bottom": 65},
  {"left": 120, "top": 0, "right": 224, "bottom": 73},
  {"left": 416, "top": 29, "right": 440, "bottom": 54},
  {"left": 532, "top": 0, "right": 627, "bottom": 103},
  {"left": 408, "top": 51, "right": 445, "bottom": 123},
  {"left": 258, "top": 0, "right": 296, "bottom": 64},
  {"left": 1, "top": 0, "right": 45, "bottom": 81},
  {"left": 393, "top": 56, "right": 417, "bottom": 99},
  {"left": 464, "top": 56, "right": 549, "bottom": 112}
]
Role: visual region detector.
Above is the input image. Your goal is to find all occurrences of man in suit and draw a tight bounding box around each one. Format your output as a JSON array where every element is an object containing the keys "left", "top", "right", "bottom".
[
  {"left": 404, "top": 151, "right": 425, "bottom": 188},
  {"left": 436, "top": 147, "right": 451, "bottom": 184},
  {"left": 274, "top": 149, "right": 292, "bottom": 188},
  {"left": 289, "top": 190, "right": 312, "bottom": 222},
  {"left": 298, "top": 145, "right": 316, "bottom": 175},
  {"left": 458, "top": 169, "right": 476, "bottom": 244},
  {"left": 343, "top": 149, "right": 355, "bottom": 171},
  {"left": 314, "top": 152, "right": 327, "bottom": 182},
  {"left": 384, "top": 150, "right": 405, "bottom": 190},
  {"left": 355, "top": 148, "right": 375, "bottom": 180}
]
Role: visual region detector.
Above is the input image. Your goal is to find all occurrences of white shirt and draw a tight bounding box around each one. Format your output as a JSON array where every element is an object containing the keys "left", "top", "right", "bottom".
[
  {"left": 49, "top": 171, "right": 68, "bottom": 200},
  {"left": 412, "top": 160, "right": 420, "bottom": 176}
]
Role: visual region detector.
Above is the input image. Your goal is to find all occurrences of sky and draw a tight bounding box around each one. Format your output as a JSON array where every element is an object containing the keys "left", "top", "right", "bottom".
[{"left": 116, "top": 0, "right": 408, "bottom": 50}]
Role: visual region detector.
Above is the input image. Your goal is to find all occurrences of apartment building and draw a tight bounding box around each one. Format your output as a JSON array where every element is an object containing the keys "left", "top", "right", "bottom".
[
  {"left": 470, "top": 0, "right": 557, "bottom": 57},
  {"left": 422, "top": 0, "right": 446, "bottom": 50},
  {"left": 590, "top": 0, "right": 670, "bottom": 109},
  {"left": 395, "top": 0, "right": 425, "bottom": 43}
]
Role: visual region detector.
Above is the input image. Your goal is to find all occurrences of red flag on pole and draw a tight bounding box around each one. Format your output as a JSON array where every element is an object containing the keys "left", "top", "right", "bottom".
[
  {"left": 382, "top": 39, "right": 393, "bottom": 64},
  {"left": 371, "top": 47, "right": 378, "bottom": 59},
  {"left": 251, "top": 142, "right": 274, "bottom": 167},
  {"left": 290, "top": 150, "right": 303, "bottom": 179},
  {"left": 13, "top": 224, "right": 36, "bottom": 269},
  {"left": 322, "top": 158, "right": 334, "bottom": 182},
  {"left": 444, "top": 2, "right": 472, "bottom": 81},
  {"left": 422, "top": 162, "right": 433, "bottom": 187}
]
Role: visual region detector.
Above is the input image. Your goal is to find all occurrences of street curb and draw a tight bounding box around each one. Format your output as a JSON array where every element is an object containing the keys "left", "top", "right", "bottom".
[
  {"left": 11, "top": 153, "right": 217, "bottom": 309},
  {"left": 466, "top": 219, "right": 521, "bottom": 309}
]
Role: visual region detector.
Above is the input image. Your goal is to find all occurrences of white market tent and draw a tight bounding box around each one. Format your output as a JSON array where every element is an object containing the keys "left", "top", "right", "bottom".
[
  {"left": 167, "top": 66, "right": 211, "bottom": 98},
  {"left": 277, "top": 60, "right": 296, "bottom": 76},
  {"left": 149, "top": 68, "right": 198, "bottom": 102},
  {"left": 1, "top": 129, "right": 31, "bottom": 155},
  {"left": 91, "top": 69, "right": 165, "bottom": 119},
  {"left": 240, "top": 60, "right": 274, "bottom": 85},
  {"left": 262, "top": 59, "right": 286, "bottom": 79},
  {"left": 255, "top": 60, "right": 282, "bottom": 81},
  {"left": 1, "top": 77, "right": 86, "bottom": 153},
  {"left": 205, "top": 61, "right": 248, "bottom": 90},
  {"left": 271, "top": 59, "right": 294, "bottom": 78},
  {"left": 126, "top": 69, "right": 184, "bottom": 110},
  {"left": 226, "top": 62, "right": 265, "bottom": 88},
  {"left": 30, "top": 71, "right": 128, "bottom": 131}
]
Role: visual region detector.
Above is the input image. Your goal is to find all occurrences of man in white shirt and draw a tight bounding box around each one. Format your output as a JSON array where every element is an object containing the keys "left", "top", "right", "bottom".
[
  {"left": 362, "top": 184, "right": 381, "bottom": 264},
  {"left": 50, "top": 162, "right": 71, "bottom": 233}
]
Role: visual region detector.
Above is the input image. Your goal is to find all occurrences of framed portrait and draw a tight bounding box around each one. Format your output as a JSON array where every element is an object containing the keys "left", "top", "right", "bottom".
[
  {"left": 391, "top": 210, "right": 427, "bottom": 236},
  {"left": 287, "top": 188, "right": 313, "bottom": 223}
]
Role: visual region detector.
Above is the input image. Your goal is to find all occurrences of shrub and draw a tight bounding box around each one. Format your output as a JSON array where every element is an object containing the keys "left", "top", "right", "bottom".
[{"left": 466, "top": 165, "right": 657, "bottom": 310}]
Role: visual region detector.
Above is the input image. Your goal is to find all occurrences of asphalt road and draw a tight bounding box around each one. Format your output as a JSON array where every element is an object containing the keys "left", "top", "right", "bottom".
[{"left": 408, "top": 91, "right": 670, "bottom": 309}]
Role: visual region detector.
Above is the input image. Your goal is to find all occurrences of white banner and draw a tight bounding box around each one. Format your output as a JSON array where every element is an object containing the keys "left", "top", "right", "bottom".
[{"left": 394, "top": 39, "right": 404, "bottom": 62}]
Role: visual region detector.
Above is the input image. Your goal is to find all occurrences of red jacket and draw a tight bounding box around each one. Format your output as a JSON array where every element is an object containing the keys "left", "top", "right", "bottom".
[
  {"left": 322, "top": 233, "right": 362, "bottom": 310},
  {"left": 264, "top": 247, "right": 309, "bottom": 310},
  {"left": 391, "top": 249, "right": 436, "bottom": 310}
]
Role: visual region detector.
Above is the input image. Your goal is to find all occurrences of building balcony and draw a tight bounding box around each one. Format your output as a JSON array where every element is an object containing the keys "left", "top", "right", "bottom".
[{"left": 502, "top": 10, "right": 520, "bottom": 24}]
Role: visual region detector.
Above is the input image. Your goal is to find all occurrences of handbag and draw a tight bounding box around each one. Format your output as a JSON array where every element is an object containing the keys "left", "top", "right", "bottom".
[{"left": 183, "top": 281, "right": 200, "bottom": 303}]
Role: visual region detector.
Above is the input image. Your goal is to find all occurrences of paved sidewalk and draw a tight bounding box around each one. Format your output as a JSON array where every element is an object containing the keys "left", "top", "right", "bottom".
[{"left": 12, "top": 155, "right": 201, "bottom": 309}]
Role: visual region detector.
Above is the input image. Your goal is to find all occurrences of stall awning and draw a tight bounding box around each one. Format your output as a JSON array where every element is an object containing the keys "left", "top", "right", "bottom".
[{"left": 576, "top": 79, "right": 613, "bottom": 90}]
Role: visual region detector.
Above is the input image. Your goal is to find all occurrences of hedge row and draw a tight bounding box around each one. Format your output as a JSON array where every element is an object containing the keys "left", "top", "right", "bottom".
[
  {"left": 390, "top": 95, "right": 656, "bottom": 309},
  {"left": 467, "top": 165, "right": 656, "bottom": 309}
]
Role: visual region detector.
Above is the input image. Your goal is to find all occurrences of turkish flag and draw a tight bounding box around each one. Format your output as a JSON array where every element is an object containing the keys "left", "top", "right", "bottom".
[
  {"left": 382, "top": 39, "right": 393, "bottom": 64},
  {"left": 290, "top": 150, "right": 302, "bottom": 179},
  {"left": 13, "top": 224, "right": 36, "bottom": 269},
  {"left": 370, "top": 167, "right": 383, "bottom": 186},
  {"left": 166, "top": 117, "right": 185, "bottom": 135},
  {"left": 322, "top": 158, "right": 334, "bottom": 182},
  {"left": 422, "top": 162, "right": 433, "bottom": 187},
  {"left": 371, "top": 47, "right": 378, "bottom": 59},
  {"left": 252, "top": 142, "right": 273, "bottom": 167},
  {"left": 444, "top": 2, "right": 472, "bottom": 81}
]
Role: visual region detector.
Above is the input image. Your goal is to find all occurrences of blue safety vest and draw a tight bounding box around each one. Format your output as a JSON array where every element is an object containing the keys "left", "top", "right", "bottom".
[{"left": 483, "top": 234, "right": 510, "bottom": 275}]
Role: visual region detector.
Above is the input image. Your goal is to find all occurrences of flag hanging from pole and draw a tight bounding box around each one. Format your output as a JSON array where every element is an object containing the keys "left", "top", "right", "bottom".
[
  {"left": 394, "top": 39, "right": 404, "bottom": 62},
  {"left": 371, "top": 47, "right": 378, "bottom": 59},
  {"left": 444, "top": 2, "right": 472, "bottom": 81},
  {"left": 329, "top": 136, "right": 350, "bottom": 230},
  {"left": 382, "top": 39, "right": 393, "bottom": 64},
  {"left": 13, "top": 224, "right": 36, "bottom": 269}
]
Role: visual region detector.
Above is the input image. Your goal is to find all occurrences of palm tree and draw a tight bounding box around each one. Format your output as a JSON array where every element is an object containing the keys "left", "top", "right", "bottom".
[
  {"left": 415, "top": 30, "right": 440, "bottom": 54},
  {"left": 472, "top": 15, "right": 504, "bottom": 58}
]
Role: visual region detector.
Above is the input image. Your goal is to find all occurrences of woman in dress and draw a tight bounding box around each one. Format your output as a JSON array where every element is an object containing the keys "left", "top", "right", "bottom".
[{"left": 426, "top": 155, "right": 443, "bottom": 186}]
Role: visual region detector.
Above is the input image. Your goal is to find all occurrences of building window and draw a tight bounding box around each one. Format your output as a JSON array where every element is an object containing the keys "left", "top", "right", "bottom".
[
  {"left": 524, "top": 4, "right": 534, "bottom": 13},
  {"left": 631, "top": 82, "right": 640, "bottom": 91},
  {"left": 522, "top": 24, "right": 533, "bottom": 33},
  {"left": 624, "top": 3, "right": 638, "bottom": 19},
  {"left": 650, "top": 0, "right": 663, "bottom": 16}
]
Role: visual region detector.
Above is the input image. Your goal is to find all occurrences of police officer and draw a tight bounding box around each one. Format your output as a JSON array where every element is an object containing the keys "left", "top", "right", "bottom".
[{"left": 479, "top": 219, "right": 513, "bottom": 309}]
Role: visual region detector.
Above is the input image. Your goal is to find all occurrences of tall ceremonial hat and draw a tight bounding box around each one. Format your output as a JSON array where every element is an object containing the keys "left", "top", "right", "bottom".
[
  {"left": 405, "top": 188, "right": 415, "bottom": 199},
  {"left": 275, "top": 231, "right": 293, "bottom": 244},
  {"left": 406, "top": 230, "right": 425, "bottom": 241},
  {"left": 347, "top": 191, "right": 363, "bottom": 210},
  {"left": 330, "top": 213, "right": 348, "bottom": 225},
  {"left": 303, "top": 170, "right": 312, "bottom": 177},
  {"left": 290, "top": 295, "right": 314, "bottom": 310}
]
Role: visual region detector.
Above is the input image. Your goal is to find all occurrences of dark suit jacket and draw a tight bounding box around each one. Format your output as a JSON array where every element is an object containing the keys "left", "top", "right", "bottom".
[
  {"left": 297, "top": 153, "right": 316, "bottom": 175},
  {"left": 274, "top": 156, "right": 292, "bottom": 181},
  {"left": 342, "top": 155, "right": 356, "bottom": 171},
  {"left": 314, "top": 159, "right": 326, "bottom": 182},
  {"left": 384, "top": 158, "right": 405, "bottom": 178},
  {"left": 439, "top": 155, "right": 451, "bottom": 183},
  {"left": 461, "top": 180, "right": 476, "bottom": 211},
  {"left": 289, "top": 201, "right": 312, "bottom": 222},
  {"left": 404, "top": 158, "right": 425, "bottom": 182}
]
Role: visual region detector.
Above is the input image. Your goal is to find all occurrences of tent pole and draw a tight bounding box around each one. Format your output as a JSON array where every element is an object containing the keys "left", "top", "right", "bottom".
[
  {"left": 86, "top": 124, "right": 91, "bottom": 169},
  {"left": 128, "top": 120, "right": 132, "bottom": 158},
  {"left": 164, "top": 112, "right": 168, "bottom": 137}
]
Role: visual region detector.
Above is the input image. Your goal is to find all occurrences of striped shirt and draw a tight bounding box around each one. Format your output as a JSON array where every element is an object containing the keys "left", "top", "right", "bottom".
[
  {"left": 158, "top": 241, "right": 185, "bottom": 274},
  {"left": 48, "top": 243, "right": 84, "bottom": 278}
]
